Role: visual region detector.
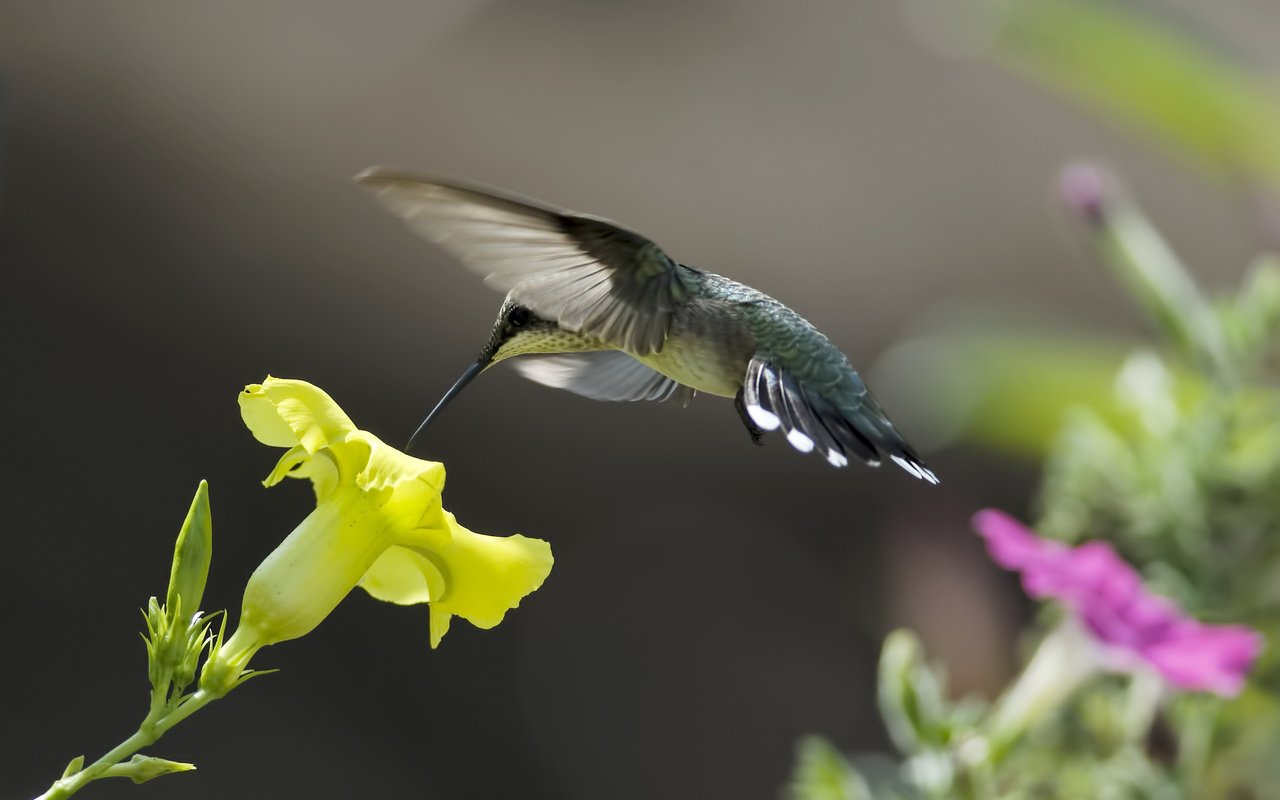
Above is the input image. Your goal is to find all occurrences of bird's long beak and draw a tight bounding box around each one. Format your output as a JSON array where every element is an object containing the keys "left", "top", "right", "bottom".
[{"left": 405, "top": 353, "right": 491, "bottom": 452}]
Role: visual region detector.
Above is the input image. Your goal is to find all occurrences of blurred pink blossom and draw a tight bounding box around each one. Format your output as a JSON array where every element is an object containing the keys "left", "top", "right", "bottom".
[{"left": 973, "top": 509, "right": 1262, "bottom": 697}]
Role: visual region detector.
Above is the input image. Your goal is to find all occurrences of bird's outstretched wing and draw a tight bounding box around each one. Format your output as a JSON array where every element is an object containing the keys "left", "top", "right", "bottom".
[
  {"left": 511, "top": 351, "right": 695, "bottom": 405},
  {"left": 355, "top": 168, "right": 694, "bottom": 356},
  {"left": 741, "top": 357, "right": 938, "bottom": 482}
]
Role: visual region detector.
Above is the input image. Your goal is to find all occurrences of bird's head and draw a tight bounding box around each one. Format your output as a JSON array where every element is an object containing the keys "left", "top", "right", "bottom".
[
  {"left": 404, "top": 294, "right": 599, "bottom": 450},
  {"left": 482, "top": 297, "right": 570, "bottom": 365}
]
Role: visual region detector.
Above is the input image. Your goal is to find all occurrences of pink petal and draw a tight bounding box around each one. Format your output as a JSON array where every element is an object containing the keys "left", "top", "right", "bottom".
[
  {"left": 971, "top": 508, "right": 1265, "bottom": 697},
  {"left": 972, "top": 509, "right": 1061, "bottom": 571},
  {"left": 1142, "top": 623, "right": 1264, "bottom": 696}
]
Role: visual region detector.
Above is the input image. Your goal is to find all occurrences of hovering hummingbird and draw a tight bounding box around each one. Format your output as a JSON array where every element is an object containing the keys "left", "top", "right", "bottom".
[{"left": 355, "top": 168, "right": 938, "bottom": 483}]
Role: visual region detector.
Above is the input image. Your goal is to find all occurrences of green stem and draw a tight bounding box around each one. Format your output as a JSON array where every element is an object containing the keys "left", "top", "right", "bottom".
[
  {"left": 34, "top": 690, "right": 218, "bottom": 800},
  {"left": 1121, "top": 668, "right": 1164, "bottom": 744},
  {"left": 1176, "top": 698, "right": 1220, "bottom": 794},
  {"left": 1097, "top": 195, "right": 1235, "bottom": 384},
  {"left": 984, "top": 619, "right": 1100, "bottom": 764},
  {"left": 148, "top": 668, "right": 171, "bottom": 721}
]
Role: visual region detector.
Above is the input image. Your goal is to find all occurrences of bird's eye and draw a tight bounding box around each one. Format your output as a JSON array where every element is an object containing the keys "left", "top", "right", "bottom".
[{"left": 507, "top": 306, "right": 531, "bottom": 327}]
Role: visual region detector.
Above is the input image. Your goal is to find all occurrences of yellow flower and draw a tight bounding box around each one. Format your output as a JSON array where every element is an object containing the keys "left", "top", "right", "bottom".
[{"left": 206, "top": 377, "right": 552, "bottom": 682}]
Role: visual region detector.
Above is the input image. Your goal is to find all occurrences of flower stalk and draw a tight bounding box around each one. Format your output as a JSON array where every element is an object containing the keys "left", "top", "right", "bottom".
[
  {"left": 1060, "top": 162, "right": 1234, "bottom": 381},
  {"left": 36, "top": 691, "right": 217, "bottom": 800},
  {"left": 985, "top": 618, "right": 1100, "bottom": 762}
]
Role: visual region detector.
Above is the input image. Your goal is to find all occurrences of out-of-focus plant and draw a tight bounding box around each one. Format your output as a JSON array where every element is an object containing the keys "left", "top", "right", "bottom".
[
  {"left": 872, "top": 331, "right": 1186, "bottom": 458},
  {"left": 910, "top": 0, "right": 1280, "bottom": 190},
  {"left": 994, "top": 0, "right": 1280, "bottom": 188},
  {"left": 31, "top": 378, "right": 552, "bottom": 800},
  {"left": 788, "top": 165, "right": 1279, "bottom": 797},
  {"left": 882, "top": 0, "right": 1280, "bottom": 466}
]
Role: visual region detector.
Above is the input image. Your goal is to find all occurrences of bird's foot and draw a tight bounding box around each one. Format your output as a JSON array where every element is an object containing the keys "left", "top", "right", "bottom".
[{"left": 734, "top": 389, "right": 767, "bottom": 447}]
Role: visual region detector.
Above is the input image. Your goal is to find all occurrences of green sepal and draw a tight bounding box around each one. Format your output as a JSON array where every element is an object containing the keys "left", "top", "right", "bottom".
[
  {"left": 171, "top": 609, "right": 219, "bottom": 696},
  {"left": 102, "top": 754, "right": 196, "bottom": 784},
  {"left": 232, "top": 667, "right": 280, "bottom": 689},
  {"left": 199, "top": 613, "right": 276, "bottom": 697},
  {"left": 141, "top": 597, "right": 170, "bottom": 690}
]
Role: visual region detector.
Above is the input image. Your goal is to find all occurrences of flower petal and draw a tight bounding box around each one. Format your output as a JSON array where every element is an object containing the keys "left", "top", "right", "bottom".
[
  {"left": 429, "top": 607, "right": 453, "bottom": 649},
  {"left": 262, "top": 445, "right": 312, "bottom": 488},
  {"left": 973, "top": 509, "right": 1061, "bottom": 572},
  {"left": 360, "top": 544, "right": 447, "bottom": 607},
  {"left": 239, "top": 378, "right": 356, "bottom": 454},
  {"left": 1142, "top": 622, "right": 1264, "bottom": 696},
  {"left": 359, "top": 513, "right": 553, "bottom": 648},
  {"left": 349, "top": 431, "right": 446, "bottom": 496}
]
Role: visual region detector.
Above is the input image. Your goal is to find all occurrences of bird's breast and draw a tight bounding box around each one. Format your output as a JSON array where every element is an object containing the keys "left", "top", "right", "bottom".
[{"left": 636, "top": 303, "right": 755, "bottom": 397}]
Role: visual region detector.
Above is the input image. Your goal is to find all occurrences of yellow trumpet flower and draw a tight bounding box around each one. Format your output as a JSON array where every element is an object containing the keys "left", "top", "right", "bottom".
[{"left": 205, "top": 377, "right": 553, "bottom": 687}]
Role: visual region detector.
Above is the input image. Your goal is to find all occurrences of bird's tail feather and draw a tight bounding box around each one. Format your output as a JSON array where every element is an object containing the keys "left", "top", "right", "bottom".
[
  {"left": 840, "top": 399, "right": 938, "bottom": 484},
  {"left": 743, "top": 358, "right": 938, "bottom": 482}
]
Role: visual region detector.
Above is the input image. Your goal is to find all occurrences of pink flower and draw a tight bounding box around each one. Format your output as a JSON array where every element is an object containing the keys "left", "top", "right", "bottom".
[{"left": 973, "top": 509, "right": 1262, "bottom": 697}]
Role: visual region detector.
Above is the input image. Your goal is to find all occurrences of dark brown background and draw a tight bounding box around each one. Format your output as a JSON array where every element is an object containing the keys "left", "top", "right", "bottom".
[{"left": 2, "top": 1, "right": 1273, "bottom": 798}]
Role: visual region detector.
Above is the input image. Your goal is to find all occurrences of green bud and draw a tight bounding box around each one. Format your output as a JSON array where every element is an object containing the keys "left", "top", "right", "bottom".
[
  {"left": 171, "top": 610, "right": 214, "bottom": 693},
  {"left": 144, "top": 483, "right": 215, "bottom": 697},
  {"left": 1060, "top": 162, "right": 1232, "bottom": 380},
  {"left": 142, "top": 597, "right": 171, "bottom": 689},
  {"left": 166, "top": 481, "right": 212, "bottom": 626},
  {"left": 102, "top": 754, "right": 196, "bottom": 784},
  {"left": 61, "top": 756, "right": 85, "bottom": 779},
  {"left": 199, "top": 613, "right": 276, "bottom": 697},
  {"left": 878, "top": 629, "right": 949, "bottom": 754},
  {"left": 198, "top": 614, "right": 241, "bottom": 697}
]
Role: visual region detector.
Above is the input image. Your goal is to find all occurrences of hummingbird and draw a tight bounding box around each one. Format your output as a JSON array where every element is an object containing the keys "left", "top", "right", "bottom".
[{"left": 355, "top": 168, "right": 938, "bottom": 483}]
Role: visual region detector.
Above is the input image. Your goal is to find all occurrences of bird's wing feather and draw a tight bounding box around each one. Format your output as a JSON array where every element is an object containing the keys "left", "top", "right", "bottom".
[
  {"left": 741, "top": 357, "right": 937, "bottom": 482},
  {"left": 512, "top": 351, "right": 695, "bottom": 405},
  {"left": 355, "top": 168, "right": 694, "bottom": 355}
]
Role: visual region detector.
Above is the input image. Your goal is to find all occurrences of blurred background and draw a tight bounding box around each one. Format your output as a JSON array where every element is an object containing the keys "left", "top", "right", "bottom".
[{"left": 4, "top": 1, "right": 1279, "bottom": 797}]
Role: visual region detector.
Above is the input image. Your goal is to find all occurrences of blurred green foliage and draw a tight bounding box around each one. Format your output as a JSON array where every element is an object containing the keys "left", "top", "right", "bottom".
[
  {"left": 991, "top": 0, "right": 1280, "bottom": 186},
  {"left": 877, "top": 331, "right": 1185, "bottom": 458},
  {"left": 789, "top": 738, "right": 873, "bottom": 800}
]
